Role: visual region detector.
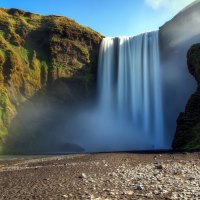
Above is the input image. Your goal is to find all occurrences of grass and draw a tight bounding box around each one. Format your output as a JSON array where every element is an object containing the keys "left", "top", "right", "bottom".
[
  {"left": 185, "top": 123, "right": 200, "bottom": 150},
  {"left": 0, "top": 89, "right": 11, "bottom": 143},
  {"left": 0, "top": 7, "right": 103, "bottom": 152},
  {"left": 20, "top": 47, "right": 29, "bottom": 64}
]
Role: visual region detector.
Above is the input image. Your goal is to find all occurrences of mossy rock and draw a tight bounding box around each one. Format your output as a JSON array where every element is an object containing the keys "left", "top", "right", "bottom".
[
  {"left": 187, "top": 44, "right": 200, "bottom": 83},
  {"left": 0, "top": 8, "right": 103, "bottom": 152},
  {"left": 173, "top": 44, "right": 200, "bottom": 150},
  {"left": 184, "top": 123, "right": 200, "bottom": 149}
]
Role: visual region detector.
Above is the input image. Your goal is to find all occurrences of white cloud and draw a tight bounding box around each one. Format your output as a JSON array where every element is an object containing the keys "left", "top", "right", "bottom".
[{"left": 145, "top": 0, "right": 196, "bottom": 11}]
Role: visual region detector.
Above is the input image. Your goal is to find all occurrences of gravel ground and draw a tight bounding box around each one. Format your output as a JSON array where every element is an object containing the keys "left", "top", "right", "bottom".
[{"left": 0, "top": 152, "right": 199, "bottom": 200}]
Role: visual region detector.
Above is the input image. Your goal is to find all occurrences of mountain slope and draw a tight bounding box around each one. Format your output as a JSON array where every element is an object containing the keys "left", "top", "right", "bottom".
[
  {"left": 159, "top": 0, "right": 200, "bottom": 150},
  {"left": 0, "top": 8, "right": 103, "bottom": 153},
  {"left": 172, "top": 44, "right": 200, "bottom": 150}
]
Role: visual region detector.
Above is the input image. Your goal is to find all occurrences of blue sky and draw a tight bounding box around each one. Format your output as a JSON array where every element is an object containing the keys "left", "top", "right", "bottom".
[{"left": 0, "top": 0, "right": 196, "bottom": 36}]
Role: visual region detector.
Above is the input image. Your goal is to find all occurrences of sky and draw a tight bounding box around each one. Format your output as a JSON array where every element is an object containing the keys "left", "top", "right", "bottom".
[{"left": 0, "top": 0, "right": 196, "bottom": 36}]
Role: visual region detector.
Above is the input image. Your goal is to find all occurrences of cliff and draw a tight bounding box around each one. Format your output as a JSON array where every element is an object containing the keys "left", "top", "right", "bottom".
[
  {"left": 160, "top": 0, "right": 200, "bottom": 59},
  {"left": 0, "top": 8, "right": 103, "bottom": 153},
  {"left": 172, "top": 44, "right": 200, "bottom": 150},
  {"left": 159, "top": 0, "right": 200, "bottom": 148}
]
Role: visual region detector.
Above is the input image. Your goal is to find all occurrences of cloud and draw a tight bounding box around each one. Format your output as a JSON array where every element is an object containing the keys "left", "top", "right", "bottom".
[{"left": 145, "top": 0, "right": 196, "bottom": 11}]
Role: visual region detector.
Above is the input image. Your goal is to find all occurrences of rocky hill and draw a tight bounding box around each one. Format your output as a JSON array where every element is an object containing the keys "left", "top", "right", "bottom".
[
  {"left": 160, "top": 0, "right": 200, "bottom": 58},
  {"left": 0, "top": 8, "right": 103, "bottom": 153},
  {"left": 159, "top": 0, "right": 200, "bottom": 150},
  {"left": 173, "top": 44, "right": 200, "bottom": 149}
]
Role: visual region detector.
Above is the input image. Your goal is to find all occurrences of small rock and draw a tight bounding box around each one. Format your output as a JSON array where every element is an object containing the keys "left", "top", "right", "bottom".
[
  {"left": 188, "top": 177, "right": 195, "bottom": 181},
  {"left": 79, "top": 173, "right": 87, "bottom": 179},
  {"left": 134, "top": 185, "right": 143, "bottom": 190},
  {"left": 125, "top": 191, "right": 134, "bottom": 195},
  {"left": 155, "top": 164, "right": 163, "bottom": 170},
  {"left": 109, "top": 191, "right": 115, "bottom": 195},
  {"left": 154, "top": 190, "right": 160, "bottom": 195}
]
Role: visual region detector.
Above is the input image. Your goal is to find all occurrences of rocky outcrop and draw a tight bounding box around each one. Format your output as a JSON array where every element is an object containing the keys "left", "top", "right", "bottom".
[
  {"left": 159, "top": 0, "right": 200, "bottom": 148},
  {"left": 172, "top": 44, "right": 200, "bottom": 150},
  {"left": 0, "top": 8, "right": 103, "bottom": 153},
  {"left": 160, "top": 0, "right": 200, "bottom": 59}
]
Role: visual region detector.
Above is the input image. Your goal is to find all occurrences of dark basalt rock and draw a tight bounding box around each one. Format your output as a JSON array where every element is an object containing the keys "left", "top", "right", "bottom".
[{"left": 172, "top": 44, "right": 200, "bottom": 150}]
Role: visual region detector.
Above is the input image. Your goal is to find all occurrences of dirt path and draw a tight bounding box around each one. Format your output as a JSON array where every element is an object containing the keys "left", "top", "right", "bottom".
[{"left": 0, "top": 153, "right": 199, "bottom": 200}]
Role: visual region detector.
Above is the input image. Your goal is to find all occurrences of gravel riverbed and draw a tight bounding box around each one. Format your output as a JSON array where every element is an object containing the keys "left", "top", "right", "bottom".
[{"left": 0, "top": 153, "right": 199, "bottom": 200}]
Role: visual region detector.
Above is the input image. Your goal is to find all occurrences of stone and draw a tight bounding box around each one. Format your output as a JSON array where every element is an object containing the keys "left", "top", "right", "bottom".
[
  {"left": 134, "top": 185, "right": 143, "bottom": 190},
  {"left": 79, "top": 173, "right": 87, "bottom": 179},
  {"left": 125, "top": 191, "right": 134, "bottom": 195},
  {"left": 155, "top": 164, "right": 163, "bottom": 170},
  {"left": 62, "top": 194, "right": 68, "bottom": 198},
  {"left": 154, "top": 190, "right": 160, "bottom": 195},
  {"left": 188, "top": 177, "right": 195, "bottom": 181}
]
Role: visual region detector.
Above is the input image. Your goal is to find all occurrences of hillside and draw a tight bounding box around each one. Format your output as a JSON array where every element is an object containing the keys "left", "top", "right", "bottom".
[
  {"left": 173, "top": 44, "right": 200, "bottom": 149},
  {"left": 0, "top": 8, "right": 103, "bottom": 153}
]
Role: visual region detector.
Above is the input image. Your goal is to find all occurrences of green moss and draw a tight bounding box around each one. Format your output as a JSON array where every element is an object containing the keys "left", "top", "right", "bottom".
[
  {"left": 30, "top": 51, "right": 40, "bottom": 70},
  {"left": 52, "top": 61, "right": 66, "bottom": 70},
  {"left": 185, "top": 123, "right": 200, "bottom": 150},
  {"left": 41, "top": 61, "right": 48, "bottom": 84},
  {"left": 0, "top": 49, "right": 5, "bottom": 66},
  {"left": 0, "top": 90, "right": 11, "bottom": 125},
  {"left": 0, "top": 88, "right": 13, "bottom": 145},
  {"left": 20, "top": 47, "right": 29, "bottom": 64},
  {"left": 188, "top": 44, "right": 200, "bottom": 80},
  {"left": 72, "top": 41, "right": 90, "bottom": 63},
  {"left": 0, "top": 8, "right": 103, "bottom": 154},
  {"left": 51, "top": 35, "right": 62, "bottom": 43}
]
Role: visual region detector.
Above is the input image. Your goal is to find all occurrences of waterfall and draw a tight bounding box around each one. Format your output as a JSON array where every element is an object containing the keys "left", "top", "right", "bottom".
[{"left": 98, "top": 31, "right": 165, "bottom": 150}]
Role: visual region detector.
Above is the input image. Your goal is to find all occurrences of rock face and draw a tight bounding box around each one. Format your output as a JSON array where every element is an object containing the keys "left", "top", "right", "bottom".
[
  {"left": 172, "top": 44, "right": 200, "bottom": 150},
  {"left": 160, "top": 0, "right": 200, "bottom": 58},
  {"left": 0, "top": 8, "right": 103, "bottom": 153},
  {"left": 159, "top": 0, "right": 200, "bottom": 148}
]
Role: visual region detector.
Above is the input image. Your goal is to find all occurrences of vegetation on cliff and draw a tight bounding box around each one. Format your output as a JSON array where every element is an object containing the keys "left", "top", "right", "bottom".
[
  {"left": 0, "top": 8, "right": 103, "bottom": 153},
  {"left": 173, "top": 44, "right": 200, "bottom": 150}
]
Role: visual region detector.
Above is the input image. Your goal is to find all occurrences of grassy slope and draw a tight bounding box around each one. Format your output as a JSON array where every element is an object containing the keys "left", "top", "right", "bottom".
[{"left": 0, "top": 8, "right": 103, "bottom": 153}]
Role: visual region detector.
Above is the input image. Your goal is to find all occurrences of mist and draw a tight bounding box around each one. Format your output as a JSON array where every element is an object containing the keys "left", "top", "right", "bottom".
[
  {"left": 159, "top": 2, "right": 200, "bottom": 146},
  {"left": 3, "top": 1, "right": 200, "bottom": 154}
]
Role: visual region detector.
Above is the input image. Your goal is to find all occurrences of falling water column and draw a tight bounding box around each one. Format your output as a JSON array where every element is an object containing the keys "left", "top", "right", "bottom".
[{"left": 98, "top": 31, "right": 165, "bottom": 150}]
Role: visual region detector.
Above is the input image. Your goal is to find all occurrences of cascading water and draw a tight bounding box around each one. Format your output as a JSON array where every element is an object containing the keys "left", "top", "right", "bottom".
[{"left": 98, "top": 31, "right": 166, "bottom": 150}]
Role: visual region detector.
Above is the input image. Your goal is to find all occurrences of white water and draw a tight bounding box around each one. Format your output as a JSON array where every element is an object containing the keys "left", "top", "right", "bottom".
[{"left": 98, "top": 31, "right": 166, "bottom": 150}]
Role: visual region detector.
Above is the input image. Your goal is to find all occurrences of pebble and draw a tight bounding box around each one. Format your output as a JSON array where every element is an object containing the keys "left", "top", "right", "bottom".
[
  {"left": 134, "top": 185, "right": 143, "bottom": 190},
  {"left": 154, "top": 190, "right": 160, "bottom": 195},
  {"left": 125, "top": 191, "right": 134, "bottom": 195},
  {"left": 62, "top": 194, "right": 68, "bottom": 198},
  {"left": 155, "top": 164, "right": 163, "bottom": 170},
  {"left": 79, "top": 173, "right": 87, "bottom": 179},
  {"left": 81, "top": 158, "right": 200, "bottom": 199},
  {"left": 1, "top": 154, "right": 199, "bottom": 200}
]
